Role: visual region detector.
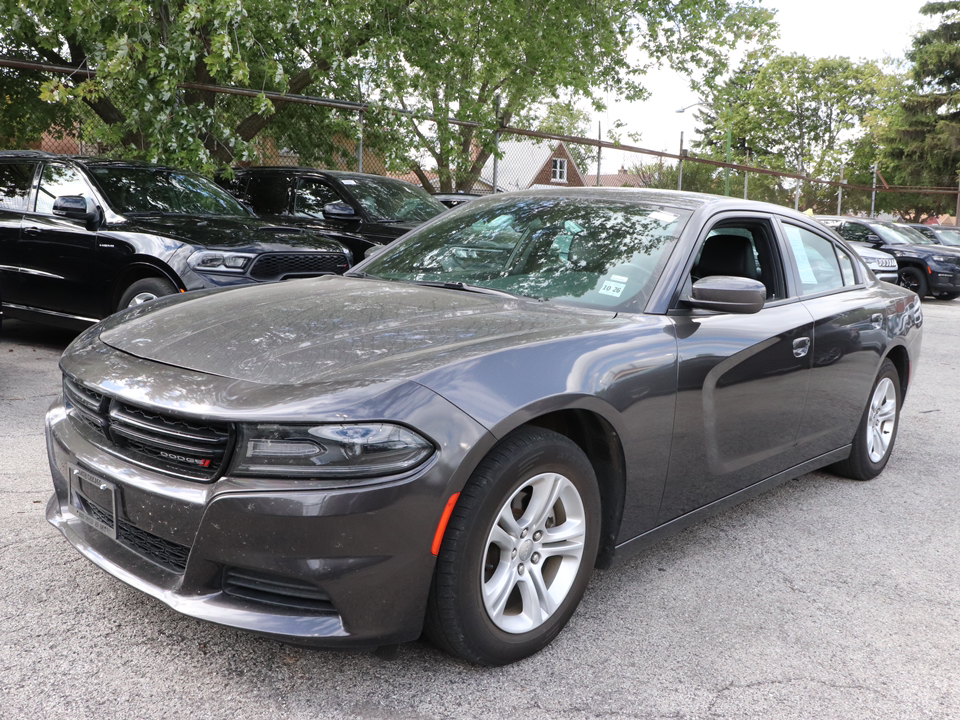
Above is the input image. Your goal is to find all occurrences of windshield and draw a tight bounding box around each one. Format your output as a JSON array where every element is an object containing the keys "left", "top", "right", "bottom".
[
  {"left": 932, "top": 227, "right": 960, "bottom": 246},
  {"left": 89, "top": 167, "right": 252, "bottom": 217},
  {"left": 357, "top": 195, "right": 689, "bottom": 311},
  {"left": 895, "top": 224, "right": 935, "bottom": 244},
  {"left": 343, "top": 177, "right": 446, "bottom": 222},
  {"left": 868, "top": 223, "right": 913, "bottom": 246}
]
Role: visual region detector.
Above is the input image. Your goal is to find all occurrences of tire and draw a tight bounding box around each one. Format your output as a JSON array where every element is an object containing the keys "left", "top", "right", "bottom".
[
  {"left": 897, "top": 266, "right": 928, "bottom": 298},
  {"left": 117, "top": 277, "right": 177, "bottom": 311},
  {"left": 932, "top": 291, "right": 960, "bottom": 301},
  {"left": 425, "top": 426, "right": 601, "bottom": 666},
  {"left": 830, "top": 359, "right": 901, "bottom": 481}
]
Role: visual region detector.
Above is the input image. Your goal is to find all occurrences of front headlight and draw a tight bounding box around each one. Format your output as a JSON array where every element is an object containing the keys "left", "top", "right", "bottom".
[
  {"left": 931, "top": 254, "right": 959, "bottom": 264},
  {"left": 188, "top": 250, "right": 256, "bottom": 273},
  {"left": 233, "top": 423, "right": 434, "bottom": 478}
]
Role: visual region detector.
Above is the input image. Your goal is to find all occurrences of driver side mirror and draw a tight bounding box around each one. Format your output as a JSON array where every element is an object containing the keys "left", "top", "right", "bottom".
[
  {"left": 685, "top": 276, "right": 766, "bottom": 314},
  {"left": 323, "top": 201, "right": 357, "bottom": 220},
  {"left": 865, "top": 233, "right": 883, "bottom": 246},
  {"left": 53, "top": 195, "right": 101, "bottom": 229}
]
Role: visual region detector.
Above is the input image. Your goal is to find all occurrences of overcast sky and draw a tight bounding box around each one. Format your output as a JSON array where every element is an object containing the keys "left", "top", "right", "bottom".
[{"left": 594, "top": 0, "right": 932, "bottom": 172}]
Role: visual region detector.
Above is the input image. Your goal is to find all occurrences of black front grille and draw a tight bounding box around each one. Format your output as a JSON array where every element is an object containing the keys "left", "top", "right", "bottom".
[
  {"left": 78, "top": 494, "right": 190, "bottom": 573},
  {"left": 222, "top": 568, "right": 336, "bottom": 613},
  {"left": 117, "top": 520, "right": 190, "bottom": 573},
  {"left": 249, "top": 252, "right": 349, "bottom": 281},
  {"left": 64, "top": 375, "right": 233, "bottom": 481}
]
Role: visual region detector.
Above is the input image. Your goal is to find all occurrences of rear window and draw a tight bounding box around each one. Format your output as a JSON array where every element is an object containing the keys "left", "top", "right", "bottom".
[{"left": 0, "top": 162, "right": 36, "bottom": 212}]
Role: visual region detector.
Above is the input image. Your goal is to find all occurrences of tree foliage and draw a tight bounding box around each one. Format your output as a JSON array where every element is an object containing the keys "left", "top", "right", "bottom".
[
  {"left": 869, "top": 1, "right": 960, "bottom": 219},
  {"left": 2, "top": 0, "right": 775, "bottom": 181}
]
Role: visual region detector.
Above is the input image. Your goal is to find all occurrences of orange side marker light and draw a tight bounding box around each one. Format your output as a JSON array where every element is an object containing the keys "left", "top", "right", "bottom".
[{"left": 431, "top": 492, "right": 460, "bottom": 556}]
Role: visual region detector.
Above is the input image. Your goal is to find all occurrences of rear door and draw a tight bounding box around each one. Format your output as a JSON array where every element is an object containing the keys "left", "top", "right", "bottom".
[
  {"left": 659, "top": 213, "right": 814, "bottom": 523},
  {"left": 779, "top": 219, "right": 889, "bottom": 458}
]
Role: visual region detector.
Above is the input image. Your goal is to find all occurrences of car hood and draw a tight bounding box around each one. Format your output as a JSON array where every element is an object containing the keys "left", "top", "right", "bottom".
[
  {"left": 97, "top": 276, "right": 621, "bottom": 386},
  {"left": 120, "top": 215, "right": 347, "bottom": 253}
]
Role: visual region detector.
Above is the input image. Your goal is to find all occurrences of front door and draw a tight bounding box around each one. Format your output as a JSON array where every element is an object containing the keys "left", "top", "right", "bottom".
[
  {"left": 18, "top": 162, "right": 102, "bottom": 320},
  {"left": 658, "top": 215, "right": 813, "bottom": 523}
]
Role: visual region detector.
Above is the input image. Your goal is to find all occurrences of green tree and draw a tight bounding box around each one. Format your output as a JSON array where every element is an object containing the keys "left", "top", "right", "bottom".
[
  {"left": 2, "top": 0, "right": 774, "bottom": 179},
  {"left": 870, "top": 1, "right": 960, "bottom": 220},
  {"left": 694, "top": 52, "right": 891, "bottom": 212}
]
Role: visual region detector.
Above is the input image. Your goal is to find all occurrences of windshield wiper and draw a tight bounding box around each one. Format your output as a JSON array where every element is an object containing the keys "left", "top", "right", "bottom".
[{"left": 407, "top": 280, "right": 528, "bottom": 299}]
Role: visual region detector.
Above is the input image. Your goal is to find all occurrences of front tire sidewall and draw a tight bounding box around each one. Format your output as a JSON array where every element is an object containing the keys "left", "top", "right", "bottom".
[
  {"left": 898, "top": 267, "right": 928, "bottom": 298},
  {"left": 435, "top": 430, "right": 601, "bottom": 665}
]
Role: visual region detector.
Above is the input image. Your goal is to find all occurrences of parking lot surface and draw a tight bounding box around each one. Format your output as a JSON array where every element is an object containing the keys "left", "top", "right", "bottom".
[{"left": 1, "top": 301, "right": 959, "bottom": 720}]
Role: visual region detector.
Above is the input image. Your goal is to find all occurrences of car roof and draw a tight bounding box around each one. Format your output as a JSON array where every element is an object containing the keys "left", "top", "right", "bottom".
[
  {"left": 234, "top": 167, "right": 416, "bottom": 183},
  {"left": 0, "top": 151, "right": 191, "bottom": 173}
]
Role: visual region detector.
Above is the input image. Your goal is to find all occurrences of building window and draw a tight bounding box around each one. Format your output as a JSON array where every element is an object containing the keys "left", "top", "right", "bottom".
[{"left": 551, "top": 158, "right": 567, "bottom": 182}]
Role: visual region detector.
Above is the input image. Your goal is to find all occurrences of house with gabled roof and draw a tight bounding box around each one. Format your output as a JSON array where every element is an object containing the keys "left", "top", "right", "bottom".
[{"left": 474, "top": 136, "right": 587, "bottom": 193}]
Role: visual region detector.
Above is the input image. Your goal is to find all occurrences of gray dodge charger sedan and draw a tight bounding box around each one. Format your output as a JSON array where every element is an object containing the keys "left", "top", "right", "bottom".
[{"left": 46, "top": 188, "right": 922, "bottom": 665}]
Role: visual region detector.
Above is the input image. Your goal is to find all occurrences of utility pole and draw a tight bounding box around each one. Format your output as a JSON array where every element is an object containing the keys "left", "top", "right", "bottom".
[
  {"left": 795, "top": 176, "right": 801, "bottom": 211},
  {"left": 492, "top": 95, "right": 501, "bottom": 193},
  {"left": 870, "top": 164, "right": 878, "bottom": 218},
  {"left": 955, "top": 174, "right": 960, "bottom": 225},
  {"left": 723, "top": 126, "right": 732, "bottom": 196},
  {"left": 677, "top": 131, "right": 684, "bottom": 191},
  {"left": 743, "top": 149, "right": 750, "bottom": 199},
  {"left": 357, "top": 111, "right": 364, "bottom": 173},
  {"left": 596, "top": 122, "right": 602, "bottom": 186},
  {"left": 838, "top": 163, "right": 845, "bottom": 215}
]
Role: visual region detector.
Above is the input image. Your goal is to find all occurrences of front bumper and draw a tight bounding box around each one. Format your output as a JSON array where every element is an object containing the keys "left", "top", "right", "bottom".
[
  {"left": 925, "top": 261, "right": 960, "bottom": 292},
  {"left": 45, "top": 383, "right": 493, "bottom": 647}
]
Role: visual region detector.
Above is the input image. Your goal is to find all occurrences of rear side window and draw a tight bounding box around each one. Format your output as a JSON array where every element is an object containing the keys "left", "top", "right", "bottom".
[
  {"left": 0, "top": 162, "right": 36, "bottom": 211},
  {"left": 783, "top": 223, "right": 851, "bottom": 295},
  {"left": 243, "top": 176, "right": 290, "bottom": 215}
]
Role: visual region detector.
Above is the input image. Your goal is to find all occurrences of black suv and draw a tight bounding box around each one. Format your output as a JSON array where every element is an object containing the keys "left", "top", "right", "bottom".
[
  {"left": 817, "top": 215, "right": 960, "bottom": 300},
  {"left": 906, "top": 223, "right": 960, "bottom": 248},
  {"left": 219, "top": 168, "right": 448, "bottom": 260},
  {"left": 0, "top": 152, "right": 351, "bottom": 329}
]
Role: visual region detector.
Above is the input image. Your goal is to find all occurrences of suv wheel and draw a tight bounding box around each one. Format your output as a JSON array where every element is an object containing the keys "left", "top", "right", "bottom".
[
  {"left": 118, "top": 278, "right": 177, "bottom": 310},
  {"left": 897, "top": 267, "right": 928, "bottom": 297}
]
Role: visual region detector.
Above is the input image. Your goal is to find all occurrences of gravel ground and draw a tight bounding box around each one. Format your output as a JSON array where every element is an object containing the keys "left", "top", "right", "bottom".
[{"left": 1, "top": 300, "right": 958, "bottom": 720}]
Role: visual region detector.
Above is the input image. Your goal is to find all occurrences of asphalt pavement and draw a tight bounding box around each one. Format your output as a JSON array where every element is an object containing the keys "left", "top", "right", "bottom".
[{"left": 1, "top": 301, "right": 959, "bottom": 720}]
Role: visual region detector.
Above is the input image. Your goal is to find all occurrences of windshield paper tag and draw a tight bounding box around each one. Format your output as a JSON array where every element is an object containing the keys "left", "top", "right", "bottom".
[
  {"left": 650, "top": 211, "right": 678, "bottom": 223},
  {"left": 599, "top": 280, "right": 626, "bottom": 297}
]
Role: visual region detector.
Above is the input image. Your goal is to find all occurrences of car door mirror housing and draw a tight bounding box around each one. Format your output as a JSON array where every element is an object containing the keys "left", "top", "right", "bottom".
[
  {"left": 865, "top": 234, "right": 882, "bottom": 245},
  {"left": 53, "top": 195, "right": 100, "bottom": 227},
  {"left": 322, "top": 201, "right": 357, "bottom": 220},
  {"left": 686, "top": 276, "right": 766, "bottom": 314}
]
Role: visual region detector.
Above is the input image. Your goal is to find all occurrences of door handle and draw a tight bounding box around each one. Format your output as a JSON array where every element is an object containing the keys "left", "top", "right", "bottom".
[
  {"left": 871, "top": 313, "right": 883, "bottom": 329},
  {"left": 792, "top": 337, "right": 810, "bottom": 358},
  {"left": 22, "top": 226, "right": 41, "bottom": 236}
]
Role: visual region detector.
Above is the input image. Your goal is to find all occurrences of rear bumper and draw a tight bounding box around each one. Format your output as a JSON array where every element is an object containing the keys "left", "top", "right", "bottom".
[{"left": 45, "top": 387, "right": 492, "bottom": 647}]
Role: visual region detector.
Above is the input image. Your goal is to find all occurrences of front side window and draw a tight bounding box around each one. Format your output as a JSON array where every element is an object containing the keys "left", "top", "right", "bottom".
[
  {"left": 551, "top": 159, "right": 568, "bottom": 182},
  {"left": 783, "top": 223, "right": 847, "bottom": 294},
  {"left": 0, "top": 162, "right": 36, "bottom": 212},
  {"left": 295, "top": 180, "right": 342, "bottom": 218},
  {"left": 359, "top": 195, "right": 689, "bottom": 311},
  {"left": 342, "top": 176, "right": 446, "bottom": 222},
  {"left": 35, "top": 164, "right": 93, "bottom": 215},
  {"left": 691, "top": 221, "right": 784, "bottom": 300}
]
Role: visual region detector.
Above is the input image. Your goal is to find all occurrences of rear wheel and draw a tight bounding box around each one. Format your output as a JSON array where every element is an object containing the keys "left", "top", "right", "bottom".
[
  {"left": 897, "top": 267, "right": 928, "bottom": 297},
  {"left": 425, "top": 427, "right": 601, "bottom": 666},
  {"left": 117, "top": 277, "right": 177, "bottom": 311},
  {"left": 830, "top": 359, "right": 901, "bottom": 481}
]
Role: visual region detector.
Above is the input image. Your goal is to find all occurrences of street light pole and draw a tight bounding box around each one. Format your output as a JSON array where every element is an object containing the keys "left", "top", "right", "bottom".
[{"left": 724, "top": 127, "right": 732, "bottom": 196}]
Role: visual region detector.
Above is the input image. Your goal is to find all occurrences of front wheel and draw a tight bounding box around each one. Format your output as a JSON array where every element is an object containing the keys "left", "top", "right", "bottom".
[
  {"left": 117, "top": 277, "right": 177, "bottom": 311},
  {"left": 897, "top": 267, "right": 928, "bottom": 297},
  {"left": 425, "top": 427, "right": 601, "bottom": 666},
  {"left": 830, "top": 359, "right": 901, "bottom": 481}
]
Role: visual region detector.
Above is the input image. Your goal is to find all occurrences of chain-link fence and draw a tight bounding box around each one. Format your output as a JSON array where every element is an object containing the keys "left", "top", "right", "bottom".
[{"left": 4, "top": 57, "right": 958, "bottom": 222}]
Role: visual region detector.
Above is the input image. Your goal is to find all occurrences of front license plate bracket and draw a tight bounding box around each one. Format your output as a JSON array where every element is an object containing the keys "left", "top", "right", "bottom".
[{"left": 68, "top": 465, "right": 118, "bottom": 540}]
